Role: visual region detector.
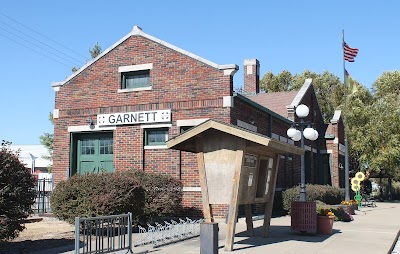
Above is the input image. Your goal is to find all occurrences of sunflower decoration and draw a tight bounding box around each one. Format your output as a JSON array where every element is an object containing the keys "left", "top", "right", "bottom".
[
  {"left": 351, "top": 184, "right": 359, "bottom": 192},
  {"left": 355, "top": 172, "right": 365, "bottom": 181},
  {"left": 351, "top": 178, "right": 360, "bottom": 192}
]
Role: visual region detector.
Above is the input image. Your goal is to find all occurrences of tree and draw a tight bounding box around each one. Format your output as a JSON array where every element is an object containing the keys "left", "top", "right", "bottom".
[
  {"left": 39, "top": 113, "right": 53, "bottom": 171},
  {"left": 259, "top": 70, "right": 344, "bottom": 122},
  {"left": 346, "top": 71, "right": 400, "bottom": 181},
  {"left": 0, "top": 140, "right": 36, "bottom": 241},
  {"left": 372, "top": 70, "right": 400, "bottom": 98},
  {"left": 71, "top": 42, "right": 102, "bottom": 72},
  {"left": 260, "top": 70, "right": 292, "bottom": 92},
  {"left": 89, "top": 42, "right": 102, "bottom": 59},
  {"left": 345, "top": 84, "right": 374, "bottom": 173}
]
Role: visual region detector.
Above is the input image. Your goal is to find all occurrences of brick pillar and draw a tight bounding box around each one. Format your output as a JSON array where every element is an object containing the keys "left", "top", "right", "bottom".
[{"left": 244, "top": 59, "right": 260, "bottom": 94}]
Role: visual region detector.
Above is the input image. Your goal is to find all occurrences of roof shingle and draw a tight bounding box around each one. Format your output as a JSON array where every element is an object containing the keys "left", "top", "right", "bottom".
[{"left": 246, "top": 91, "right": 299, "bottom": 118}]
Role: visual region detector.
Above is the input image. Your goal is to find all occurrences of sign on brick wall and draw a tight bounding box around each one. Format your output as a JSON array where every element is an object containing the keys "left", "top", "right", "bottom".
[{"left": 97, "top": 109, "right": 171, "bottom": 126}]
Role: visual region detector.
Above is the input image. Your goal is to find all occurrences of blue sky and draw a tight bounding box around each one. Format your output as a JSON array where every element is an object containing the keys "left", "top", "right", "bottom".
[{"left": 1, "top": 1, "right": 399, "bottom": 144}]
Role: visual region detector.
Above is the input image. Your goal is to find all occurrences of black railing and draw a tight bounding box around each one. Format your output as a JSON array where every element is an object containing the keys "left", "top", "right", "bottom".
[{"left": 33, "top": 178, "right": 53, "bottom": 214}]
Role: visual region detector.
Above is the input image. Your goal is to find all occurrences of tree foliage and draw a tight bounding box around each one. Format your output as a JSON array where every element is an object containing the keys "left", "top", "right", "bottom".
[
  {"left": 260, "top": 70, "right": 344, "bottom": 122},
  {"left": 89, "top": 42, "right": 102, "bottom": 59},
  {"left": 346, "top": 71, "right": 400, "bottom": 179},
  {"left": 39, "top": 112, "right": 53, "bottom": 171},
  {"left": 0, "top": 141, "right": 36, "bottom": 241},
  {"left": 72, "top": 42, "right": 102, "bottom": 72}
]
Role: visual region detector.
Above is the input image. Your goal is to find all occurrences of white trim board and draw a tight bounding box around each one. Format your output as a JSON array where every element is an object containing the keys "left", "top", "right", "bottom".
[{"left": 68, "top": 125, "right": 116, "bottom": 133}]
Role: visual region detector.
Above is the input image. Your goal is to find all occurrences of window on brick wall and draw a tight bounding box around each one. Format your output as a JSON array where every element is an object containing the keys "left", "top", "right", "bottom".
[
  {"left": 145, "top": 128, "right": 168, "bottom": 146},
  {"left": 180, "top": 126, "right": 194, "bottom": 133},
  {"left": 118, "top": 63, "right": 153, "bottom": 92},
  {"left": 121, "top": 70, "right": 150, "bottom": 89}
]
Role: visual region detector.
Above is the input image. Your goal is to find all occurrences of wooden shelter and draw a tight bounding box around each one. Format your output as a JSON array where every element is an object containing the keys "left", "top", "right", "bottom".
[{"left": 166, "top": 120, "right": 304, "bottom": 251}]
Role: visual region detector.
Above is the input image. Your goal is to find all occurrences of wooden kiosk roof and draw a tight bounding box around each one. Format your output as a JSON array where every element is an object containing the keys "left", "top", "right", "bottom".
[{"left": 167, "top": 120, "right": 304, "bottom": 155}]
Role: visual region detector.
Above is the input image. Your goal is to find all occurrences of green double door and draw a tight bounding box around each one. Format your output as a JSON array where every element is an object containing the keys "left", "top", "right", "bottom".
[{"left": 74, "top": 132, "right": 114, "bottom": 174}]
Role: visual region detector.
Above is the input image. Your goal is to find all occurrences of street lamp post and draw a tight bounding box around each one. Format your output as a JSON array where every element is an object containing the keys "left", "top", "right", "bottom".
[{"left": 287, "top": 104, "right": 319, "bottom": 202}]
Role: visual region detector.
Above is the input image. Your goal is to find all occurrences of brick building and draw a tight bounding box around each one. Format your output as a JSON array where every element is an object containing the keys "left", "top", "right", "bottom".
[{"left": 52, "top": 26, "right": 345, "bottom": 216}]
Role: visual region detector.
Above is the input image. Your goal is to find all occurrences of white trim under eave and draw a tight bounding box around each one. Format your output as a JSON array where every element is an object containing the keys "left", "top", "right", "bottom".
[
  {"left": 140, "top": 123, "right": 172, "bottom": 129},
  {"left": 68, "top": 125, "right": 116, "bottom": 133}
]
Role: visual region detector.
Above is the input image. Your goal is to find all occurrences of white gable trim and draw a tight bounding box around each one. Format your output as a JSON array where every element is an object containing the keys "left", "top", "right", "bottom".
[
  {"left": 290, "top": 78, "right": 312, "bottom": 107},
  {"left": 331, "top": 110, "right": 342, "bottom": 124},
  {"left": 53, "top": 25, "right": 238, "bottom": 88}
]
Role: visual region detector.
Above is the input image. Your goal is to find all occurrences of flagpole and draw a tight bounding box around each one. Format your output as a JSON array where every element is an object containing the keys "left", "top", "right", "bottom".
[{"left": 343, "top": 29, "right": 350, "bottom": 201}]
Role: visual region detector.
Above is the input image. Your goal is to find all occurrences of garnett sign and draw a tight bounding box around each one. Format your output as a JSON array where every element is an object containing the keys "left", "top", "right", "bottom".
[{"left": 97, "top": 109, "right": 171, "bottom": 126}]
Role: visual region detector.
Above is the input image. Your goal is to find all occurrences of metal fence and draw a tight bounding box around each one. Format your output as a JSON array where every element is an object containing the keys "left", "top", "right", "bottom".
[
  {"left": 75, "top": 213, "right": 133, "bottom": 254},
  {"left": 33, "top": 178, "right": 53, "bottom": 214},
  {"left": 135, "top": 217, "right": 204, "bottom": 247}
]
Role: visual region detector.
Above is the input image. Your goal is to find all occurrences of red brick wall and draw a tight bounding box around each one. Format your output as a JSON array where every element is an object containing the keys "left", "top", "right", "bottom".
[
  {"left": 244, "top": 61, "right": 260, "bottom": 94},
  {"left": 230, "top": 98, "right": 270, "bottom": 135},
  {"left": 53, "top": 32, "right": 343, "bottom": 219},
  {"left": 54, "top": 35, "right": 233, "bottom": 177}
]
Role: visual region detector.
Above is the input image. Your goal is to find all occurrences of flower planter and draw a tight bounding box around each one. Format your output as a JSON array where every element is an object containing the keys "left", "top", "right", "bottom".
[
  {"left": 317, "top": 216, "right": 334, "bottom": 235},
  {"left": 333, "top": 204, "right": 355, "bottom": 215}
]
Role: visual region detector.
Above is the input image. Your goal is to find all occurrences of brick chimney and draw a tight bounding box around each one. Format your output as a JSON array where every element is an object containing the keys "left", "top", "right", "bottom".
[{"left": 244, "top": 59, "right": 260, "bottom": 94}]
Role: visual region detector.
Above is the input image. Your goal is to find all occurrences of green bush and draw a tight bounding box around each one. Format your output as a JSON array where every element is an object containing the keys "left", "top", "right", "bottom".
[
  {"left": 51, "top": 172, "right": 145, "bottom": 224},
  {"left": 128, "top": 170, "right": 183, "bottom": 221},
  {"left": 282, "top": 184, "right": 344, "bottom": 212},
  {"left": 0, "top": 141, "right": 36, "bottom": 241}
]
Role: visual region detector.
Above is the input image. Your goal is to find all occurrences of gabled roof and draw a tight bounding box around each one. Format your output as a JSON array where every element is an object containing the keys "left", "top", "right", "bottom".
[
  {"left": 246, "top": 91, "right": 298, "bottom": 117},
  {"left": 244, "top": 78, "right": 313, "bottom": 118},
  {"left": 166, "top": 119, "right": 304, "bottom": 155},
  {"left": 52, "top": 26, "right": 238, "bottom": 88}
]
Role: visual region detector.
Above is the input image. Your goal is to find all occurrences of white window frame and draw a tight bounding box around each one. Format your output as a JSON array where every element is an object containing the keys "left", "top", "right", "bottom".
[{"left": 118, "top": 63, "right": 153, "bottom": 93}]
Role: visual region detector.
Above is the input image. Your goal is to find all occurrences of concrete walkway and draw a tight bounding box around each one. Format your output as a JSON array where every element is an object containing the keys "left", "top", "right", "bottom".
[
  {"left": 44, "top": 202, "right": 400, "bottom": 254},
  {"left": 136, "top": 202, "right": 400, "bottom": 254}
]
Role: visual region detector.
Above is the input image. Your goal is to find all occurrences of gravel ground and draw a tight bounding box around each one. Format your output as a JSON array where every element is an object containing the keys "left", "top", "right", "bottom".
[{"left": 0, "top": 216, "right": 75, "bottom": 254}]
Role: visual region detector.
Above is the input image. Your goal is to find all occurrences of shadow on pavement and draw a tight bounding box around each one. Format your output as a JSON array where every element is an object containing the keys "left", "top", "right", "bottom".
[
  {"left": 0, "top": 238, "right": 75, "bottom": 254},
  {"left": 217, "top": 225, "right": 342, "bottom": 252}
]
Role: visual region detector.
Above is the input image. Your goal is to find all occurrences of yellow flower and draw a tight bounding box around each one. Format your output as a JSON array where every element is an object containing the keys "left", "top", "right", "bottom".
[{"left": 327, "top": 211, "right": 334, "bottom": 216}]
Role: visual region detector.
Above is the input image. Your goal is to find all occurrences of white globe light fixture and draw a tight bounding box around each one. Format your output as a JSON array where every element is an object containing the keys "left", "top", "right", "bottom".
[
  {"left": 286, "top": 104, "right": 319, "bottom": 202},
  {"left": 295, "top": 104, "right": 309, "bottom": 118},
  {"left": 292, "top": 130, "right": 301, "bottom": 141},
  {"left": 287, "top": 126, "right": 297, "bottom": 138},
  {"left": 313, "top": 130, "right": 319, "bottom": 140},
  {"left": 303, "top": 126, "right": 316, "bottom": 140}
]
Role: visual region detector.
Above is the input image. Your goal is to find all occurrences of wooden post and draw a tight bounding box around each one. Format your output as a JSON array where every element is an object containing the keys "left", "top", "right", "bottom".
[
  {"left": 224, "top": 139, "right": 246, "bottom": 251},
  {"left": 196, "top": 137, "right": 213, "bottom": 222},
  {"left": 244, "top": 204, "right": 254, "bottom": 236},
  {"left": 262, "top": 154, "right": 280, "bottom": 238}
]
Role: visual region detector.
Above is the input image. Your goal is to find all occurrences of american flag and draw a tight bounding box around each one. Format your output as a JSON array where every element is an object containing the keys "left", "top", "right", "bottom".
[{"left": 344, "top": 42, "right": 359, "bottom": 62}]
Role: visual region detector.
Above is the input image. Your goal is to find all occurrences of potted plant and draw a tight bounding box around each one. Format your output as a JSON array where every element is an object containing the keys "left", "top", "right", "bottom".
[
  {"left": 317, "top": 207, "right": 335, "bottom": 235},
  {"left": 340, "top": 200, "right": 358, "bottom": 215}
]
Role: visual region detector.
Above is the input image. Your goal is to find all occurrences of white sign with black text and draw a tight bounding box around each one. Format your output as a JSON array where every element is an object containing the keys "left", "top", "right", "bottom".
[{"left": 97, "top": 109, "right": 171, "bottom": 126}]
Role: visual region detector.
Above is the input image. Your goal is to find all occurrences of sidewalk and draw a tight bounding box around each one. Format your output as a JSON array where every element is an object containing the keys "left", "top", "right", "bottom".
[
  {"left": 136, "top": 202, "right": 400, "bottom": 254},
  {"left": 45, "top": 202, "right": 400, "bottom": 254}
]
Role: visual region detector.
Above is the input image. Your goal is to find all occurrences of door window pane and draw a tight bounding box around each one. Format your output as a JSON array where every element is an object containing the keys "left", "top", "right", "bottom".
[
  {"left": 100, "top": 138, "right": 113, "bottom": 154},
  {"left": 81, "top": 139, "right": 95, "bottom": 155}
]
